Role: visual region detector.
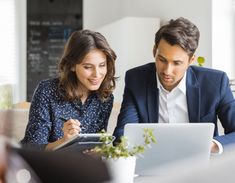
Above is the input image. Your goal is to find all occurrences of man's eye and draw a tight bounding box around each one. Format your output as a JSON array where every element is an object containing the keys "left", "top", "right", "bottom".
[
  {"left": 159, "top": 58, "right": 166, "bottom": 63},
  {"left": 174, "top": 62, "right": 182, "bottom": 65}
]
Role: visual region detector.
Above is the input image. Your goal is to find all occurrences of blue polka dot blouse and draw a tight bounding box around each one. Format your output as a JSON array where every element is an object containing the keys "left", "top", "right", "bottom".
[{"left": 21, "top": 78, "right": 113, "bottom": 148}]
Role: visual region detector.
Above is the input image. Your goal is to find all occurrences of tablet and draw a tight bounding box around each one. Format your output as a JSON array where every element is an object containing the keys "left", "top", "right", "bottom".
[{"left": 53, "top": 133, "right": 115, "bottom": 152}]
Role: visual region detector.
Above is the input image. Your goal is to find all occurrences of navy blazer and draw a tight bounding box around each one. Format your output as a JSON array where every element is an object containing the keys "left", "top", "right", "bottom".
[{"left": 113, "top": 63, "right": 235, "bottom": 146}]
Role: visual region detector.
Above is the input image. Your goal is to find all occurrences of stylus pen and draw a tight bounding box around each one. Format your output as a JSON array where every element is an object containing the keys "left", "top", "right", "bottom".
[
  {"left": 59, "top": 117, "right": 82, "bottom": 130},
  {"left": 59, "top": 117, "right": 68, "bottom": 122}
]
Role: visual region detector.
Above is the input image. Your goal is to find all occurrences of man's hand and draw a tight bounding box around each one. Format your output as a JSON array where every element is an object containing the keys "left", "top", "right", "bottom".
[{"left": 211, "top": 141, "right": 219, "bottom": 153}]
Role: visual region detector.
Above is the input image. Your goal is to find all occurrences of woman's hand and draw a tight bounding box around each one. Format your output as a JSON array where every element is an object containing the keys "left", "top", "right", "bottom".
[
  {"left": 45, "top": 118, "right": 81, "bottom": 150},
  {"left": 62, "top": 119, "right": 81, "bottom": 141}
]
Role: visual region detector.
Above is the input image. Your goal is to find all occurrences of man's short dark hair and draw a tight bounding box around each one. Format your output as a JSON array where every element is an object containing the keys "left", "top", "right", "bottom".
[{"left": 155, "top": 17, "right": 200, "bottom": 57}]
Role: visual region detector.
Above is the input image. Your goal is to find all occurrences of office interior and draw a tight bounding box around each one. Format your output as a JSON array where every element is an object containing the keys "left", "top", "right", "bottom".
[
  {"left": 0, "top": 0, "right": 235, "bottom": 104},
  {"left": 1, "top": 0, "right": 235, "bottom": 182}
]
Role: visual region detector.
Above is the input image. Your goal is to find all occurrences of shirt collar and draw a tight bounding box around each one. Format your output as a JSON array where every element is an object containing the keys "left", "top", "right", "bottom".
[{"left": 156, "top": 72, "right": 187, "bottom": 95}]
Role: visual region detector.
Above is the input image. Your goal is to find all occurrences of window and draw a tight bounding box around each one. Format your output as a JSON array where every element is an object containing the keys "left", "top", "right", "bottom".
[
  {"left": 0, "top": 0, "right": 17, "bottom": 102},
  {"left": 212, "top": 0, "right": 235, "bottom": 78}
]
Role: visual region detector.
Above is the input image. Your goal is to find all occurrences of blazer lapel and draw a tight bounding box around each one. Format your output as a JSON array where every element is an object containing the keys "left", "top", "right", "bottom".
[
  {"left": 186, "top": 67, "right": 200, "bottom": 122},
  {"left": 147, "top": 67, "right": 159, "bottom": 123}
]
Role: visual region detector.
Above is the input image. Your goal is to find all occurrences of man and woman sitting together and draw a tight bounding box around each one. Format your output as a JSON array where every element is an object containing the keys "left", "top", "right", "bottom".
[{"left": 21, "top": 17, "right": 235, "bottom": 154}]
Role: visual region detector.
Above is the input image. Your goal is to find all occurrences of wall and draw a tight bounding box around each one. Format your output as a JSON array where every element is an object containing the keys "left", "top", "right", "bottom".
[
  {"left": 20, "top": 0, "right": 235, "bottom": 102},
  {"left": 96, "top": 17, "right": 160, "bottom": 102},
  {"left": 212, "top": 0, "right": 235, "bottom": 79},
  {"left": 15, "top": 0, "right": 27, "bottom": 102},
  {"left": 124, "top": 0, "right": 212, "bottom": 67},
  {"left": 84, "top": 0, "right": 212, "bottom": 103},
  {"left": 83, "top": 0, "right": 123, "bottom": 29},
  {"left": 84, "top": 0, "right": 212, "bottom": 68}
]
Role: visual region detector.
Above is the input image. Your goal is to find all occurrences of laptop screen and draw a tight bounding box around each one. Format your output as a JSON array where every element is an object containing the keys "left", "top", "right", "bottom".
[{"left": 124, "top": 123, "right": 214, "bottom": 176}]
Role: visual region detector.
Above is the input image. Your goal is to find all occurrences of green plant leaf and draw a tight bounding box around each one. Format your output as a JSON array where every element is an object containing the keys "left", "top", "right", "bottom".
[
  {"left": 92, "top": 128, "right": 157, "bottom": 159},
  {"left": 197, "top": 56, "right": 205, "bottom": 67}
]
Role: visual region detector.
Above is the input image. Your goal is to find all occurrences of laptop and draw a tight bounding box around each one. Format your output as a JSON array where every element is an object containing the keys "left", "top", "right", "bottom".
[
  {"left": 124, "top": 123, "right": 214, "bottom": 176},
  {"left": 13, "top": 147, "right": 110, "bottom": 183}
]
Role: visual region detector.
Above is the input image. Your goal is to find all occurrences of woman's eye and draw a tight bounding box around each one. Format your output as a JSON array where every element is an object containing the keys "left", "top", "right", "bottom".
[
  {"left": 84, "top": 66, "right": 92, "bottom": 69},
  {"left": 100, "top": 63, "right": 106, "bottom": 67}
]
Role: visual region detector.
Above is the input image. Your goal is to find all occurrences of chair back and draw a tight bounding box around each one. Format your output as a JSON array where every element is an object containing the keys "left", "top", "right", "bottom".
[
  {"left": 0, "top": 101, "right": 31, "bottom": 141},
  {"left": 107, "top": 102, "right": 121, "bottom": 134},
  {"left": 13, "top": 102, "right": 31, "bottom": 109}
]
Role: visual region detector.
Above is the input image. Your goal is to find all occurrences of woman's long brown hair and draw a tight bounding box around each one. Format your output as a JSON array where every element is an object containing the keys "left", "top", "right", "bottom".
[{"left": 58, "top": 30, "right": 117, "bottom": 101}]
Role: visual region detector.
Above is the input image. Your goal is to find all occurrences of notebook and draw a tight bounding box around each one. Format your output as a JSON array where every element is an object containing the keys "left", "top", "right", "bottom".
[{"left": 124, "top": 123, "right": 215, "bottom": 176}]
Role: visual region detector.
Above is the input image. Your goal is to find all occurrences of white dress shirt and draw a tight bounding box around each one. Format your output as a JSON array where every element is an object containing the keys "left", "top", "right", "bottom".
[
  {"left": 156, "top": 72, "right": 223, "bottom": 154},
  {"left": 157, "top": 73, "right": 189, "bottom": 123}
]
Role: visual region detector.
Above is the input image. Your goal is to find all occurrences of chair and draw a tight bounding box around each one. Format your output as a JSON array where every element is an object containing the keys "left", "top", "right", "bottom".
[
  {"left": 5, "top": 102, "right": 31, "bottom": 142},
  {"left": 13, "top": 101, "right": 31, "bottom": 109},
  {"left": 107, "top": 102, "right": 121, "bottom": 134}
]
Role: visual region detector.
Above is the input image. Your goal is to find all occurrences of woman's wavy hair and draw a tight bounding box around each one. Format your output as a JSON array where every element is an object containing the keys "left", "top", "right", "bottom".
[
  {"left": 58, "top": 29, "right": 117, "bottom": 101},
  {"left": 155, "top": 17, "right": 200, "bottom": 58}
]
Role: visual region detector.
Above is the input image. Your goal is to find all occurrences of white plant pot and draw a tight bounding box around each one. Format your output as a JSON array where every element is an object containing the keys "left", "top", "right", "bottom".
[{"left": 103, "top": 156, "right": 136, "bottom": 183}]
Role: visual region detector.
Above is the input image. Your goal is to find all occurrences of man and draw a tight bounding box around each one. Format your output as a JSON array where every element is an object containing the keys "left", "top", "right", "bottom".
[{"left": 113, "top": 17, "right": 235, "bottom": 153}]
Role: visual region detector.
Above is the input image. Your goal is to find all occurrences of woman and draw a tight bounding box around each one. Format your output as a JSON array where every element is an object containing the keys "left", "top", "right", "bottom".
[{"left": 21, "top": 30, "right": 116, "bottom": 150}]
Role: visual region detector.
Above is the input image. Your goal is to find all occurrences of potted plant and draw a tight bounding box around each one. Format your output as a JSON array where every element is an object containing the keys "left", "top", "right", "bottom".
[
  {"left": 92, "top": 128, "right": 156, "bottom": 183},
  {"left": 197, "top": 56, "right": 205, "bottom": 67}
]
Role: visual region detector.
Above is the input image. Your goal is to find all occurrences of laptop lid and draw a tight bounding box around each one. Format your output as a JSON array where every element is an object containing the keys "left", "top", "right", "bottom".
[{"left": 124, "top": 123, "right": 214, "bottom": 176}]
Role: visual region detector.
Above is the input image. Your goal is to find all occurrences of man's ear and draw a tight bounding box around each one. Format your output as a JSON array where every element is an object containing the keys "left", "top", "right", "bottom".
[
  {"left": 189, "top": 55, "right": 196, "bottom": 64},
  {"left": 153, "top": 45, "right": 157, "bottom": 58}
]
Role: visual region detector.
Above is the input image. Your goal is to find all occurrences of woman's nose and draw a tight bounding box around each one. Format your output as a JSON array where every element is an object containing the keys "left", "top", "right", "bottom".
[{"left": 92, "top": 68, "right": 100, "bottom": 77}]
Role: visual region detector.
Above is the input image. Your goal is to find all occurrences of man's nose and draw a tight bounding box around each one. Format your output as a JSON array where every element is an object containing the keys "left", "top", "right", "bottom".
[{"left": 164, "top": 64, "right": 173, "bottom": 74}]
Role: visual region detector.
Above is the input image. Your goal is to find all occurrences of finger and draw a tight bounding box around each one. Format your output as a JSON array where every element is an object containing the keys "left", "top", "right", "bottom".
[
  {"left": 66, "top": 119, "right": 81, "bottom": 127},
  {"left": 63, "top": 131, "right": 78, "bottom": 141},
  {"left": 63, "top": 128, "right": 78, "bottom": 136},
  {"left": 66, "top": 123, "right": 81, "bottom": 131},
  {"left": 63, "top": 121, "right": 78, "bottom": 129},
  {"left": 68, "top": 129, "right": 79, "bottom": 135},
  {"left": 74, "top": 119, "right": 81, "bottom": 126},
  {"left": 62, "top": 119, "right": 81, "bottom": 135}
]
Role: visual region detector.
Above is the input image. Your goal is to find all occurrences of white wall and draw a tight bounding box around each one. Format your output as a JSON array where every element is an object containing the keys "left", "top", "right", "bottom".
[
  {"left": 96, "top": 17, "right": 160, "bottom": 102},
  {"left": 15, "top": 0, "right": 27, "bottom": 102},
  {"left": 123, "top": 0, "right": 212, "bottom": 68},
  {"left": 84, "top": 0, "right": 213, "bottom": 103},
  {"left": 83, "top": 0, "right": 123, "bottom": 30},
  {"left": 84, "top": 0, "right": 212, "bottom": 68},
  {"left": 212, "top": 0, "right": 235, "bottom": 79}
]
